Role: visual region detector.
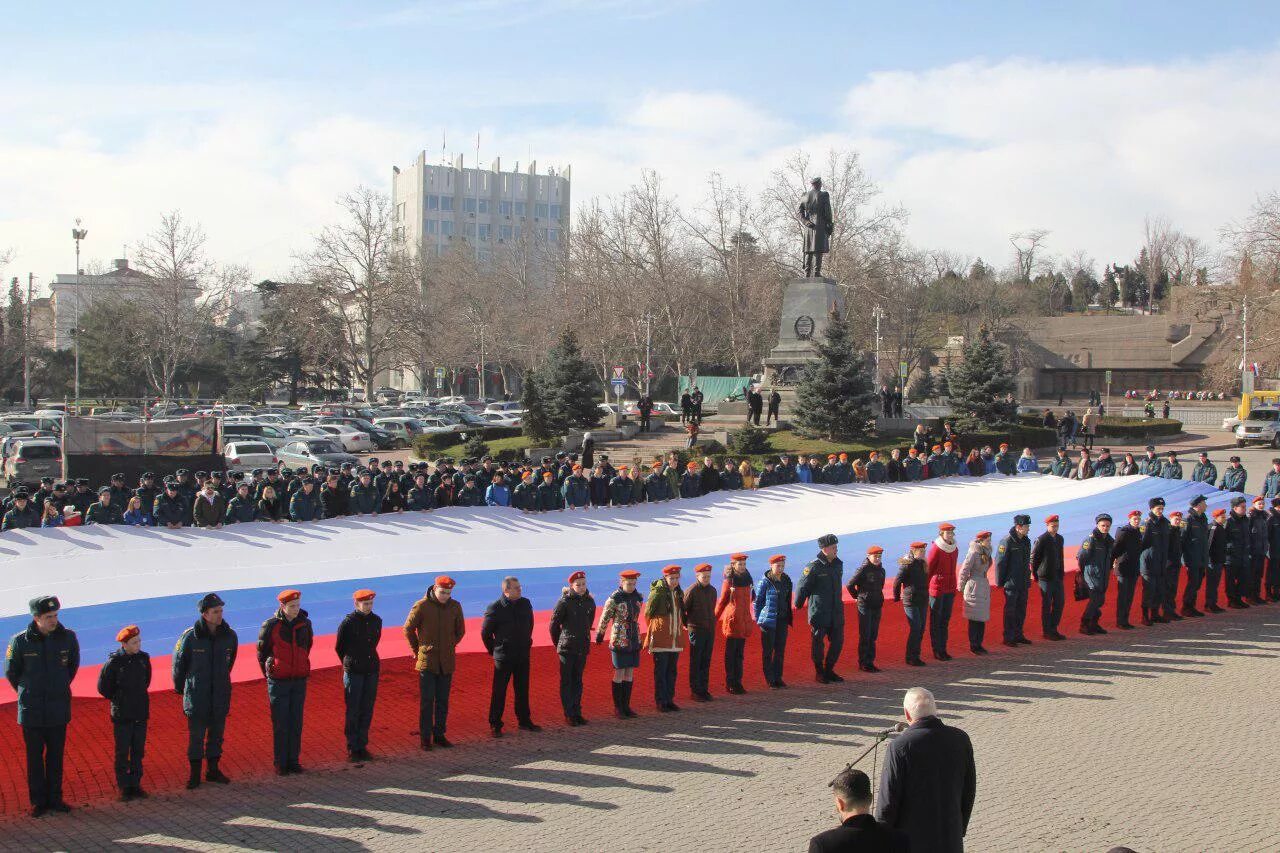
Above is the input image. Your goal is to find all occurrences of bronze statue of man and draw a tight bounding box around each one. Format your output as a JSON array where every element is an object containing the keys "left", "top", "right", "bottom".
[{"left": 798, "top": 176, "right": 834, "bottom": 277}]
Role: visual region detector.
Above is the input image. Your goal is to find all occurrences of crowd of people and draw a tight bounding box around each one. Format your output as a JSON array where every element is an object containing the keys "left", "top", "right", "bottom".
[{"left": 8, "top": 482, "right": 1280, "bottom": 819}]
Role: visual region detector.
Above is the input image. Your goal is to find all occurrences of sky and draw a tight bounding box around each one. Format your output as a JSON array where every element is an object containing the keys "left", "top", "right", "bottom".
[{"left": 3, "top": 1, "right": 1280, "bottom": 290}]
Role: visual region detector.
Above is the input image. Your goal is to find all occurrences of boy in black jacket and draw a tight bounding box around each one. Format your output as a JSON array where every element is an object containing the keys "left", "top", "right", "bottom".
[
  {"left": 335, "top": 589, "right": 382, "bottom": 761},
  {"left": 96, "top": 625, "right": 152, "bottom": 800}
]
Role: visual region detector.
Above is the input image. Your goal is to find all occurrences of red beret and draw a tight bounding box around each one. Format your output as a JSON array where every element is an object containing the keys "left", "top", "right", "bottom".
[
  {"left": 686, "top": 462, "right": 698, "bottom": 470},
  {"left": 908, "top": 448, "right": 919, "bottom": 456},
  {"left": 768, "top": 554, "right": 786, "bottom": 564},
  {"left": 838, "top": 453, "right": 848, "bottom": 460},
  {"left": 434, "top": 575, "right": 455, "bottom": 589},
  {"left": 931, "top": 445, "right": 942, "bottom": 452},
  {"left": 866, "top": 545, "right": 884, "bottom": 555},
  {"left": 1212, "top": 508, "right": 1227, "bottom": 518},
  {"left": 1253, "top": 496, "right": 1266, "bottom": 505},
  {"left": 938, "top": 522, "right": 955, "bottom": 532},
  {"left": 651, "top": 462, "right": 663, "bottom": 470},
  {"left": 1044, "top": 514, "right": 1059, "bottom": 523},
  {"left": 353, "top": 589, "right": 376, "bottom": 602},
  {"left": 1169, "top": 511, "right": 1183, "bottom": 519},
  {"left": 116, "top": 625, "right": 140, "bottom": 643},
  {"left": 999, "top": 443, "right": 1009, "bottom": 450},
  {"left": 694, "top": 563, "right": 713, "bottom": 572},
  {"left": 572, "top": 463, "right": 583, "bottom": 470},
  {"left": 943, "top": 441, "right": 953, "bottom": 448},
  {"left": 568, "top": 570, "right": 586, "bottom": 583},
  {"left": 730, "top": 553, "right": 749, "bottom": 561},
  {"left": 827, "top": 454, "right": 837, "bottom": 461},
  {"left": 975, "top": 531, "right": 991, "bottom": 540},
  {"left": 662, "top": 564, "right": 682, "bottom": 576},
  {"left": 543, "top": 471, "right": 554, "bottom": 478},
  {"left": 277, "top": 589, "right": 301, "bottom": 604},
  {"left": 1128, "top": 510, "right": 1142, "bottom": 518},
  {"left": 619, "top": 569, "right": 641, "bottom": 579},
  {"left": 909, "top": 541, "right": 927, "bottom": 549}
]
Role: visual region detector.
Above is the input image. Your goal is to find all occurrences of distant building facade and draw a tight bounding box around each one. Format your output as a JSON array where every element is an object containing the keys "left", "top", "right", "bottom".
[{"left": 48, "top": 259, "right": 197, "bottom": 350}]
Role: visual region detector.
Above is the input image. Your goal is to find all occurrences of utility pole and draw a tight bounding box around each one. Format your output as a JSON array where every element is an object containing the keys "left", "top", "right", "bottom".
[
  {"left": 644, "top": 312, "right": 652, "bottom": 396},
  {"left": 872, "top": 305, "right": 885, "bottom": 383},
  {"left": 1241, "top": 294, "right": 1250, "bottom": 395},
  {"left": 71, "top": 219, "right": 88, "bottom": 414},
  {"left": 23, "top": 273, "right": 33, "bottom": 408}
]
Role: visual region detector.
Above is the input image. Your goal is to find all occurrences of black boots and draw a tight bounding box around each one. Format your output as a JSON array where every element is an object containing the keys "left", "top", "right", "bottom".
[
  {"left": 186, "top": 760, "right": 201, "bottom": 790},
  {"left": 205, "top": 758, "right": 230, "bottom": 784}
]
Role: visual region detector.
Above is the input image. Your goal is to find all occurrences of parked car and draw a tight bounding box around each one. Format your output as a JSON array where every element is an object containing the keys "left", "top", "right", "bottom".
[
  {"left": 276, "top": 438, "right": 359, "bottom": 470},
  {"left": 1235, "top": 406, "right": 1280, "bottom": 448},
  {"left": 478, "top": 411, "right": 523, "bottom": 428},
  {"left": 315, "top": 416, "right": 396, "bottom": 450},
  {"left": 484, "top": 401, "right": 525, "bottom": 415},
  {"left": 3, "top": 438, "right": 62, "bottom": 485},
  {"left": 280, "top": 423, "right": 332, "bottom": 439},
  {"left": 622, "top": 400, "right": 679, "bottom": 417},
  {"left": 221, "top": 419, "right": 291, "bottom": 449},
  {"left": 223, "top": 440, "right": 278, "bottom": 474},
  {"left": 314, "top": 424, "right": 373, "bottom": 452},
  {"left": 416, "top": 417, "right": 460, "bottom": 435},
  {"left": 371, "top": 417, "right": 422, "bottom": 448}
]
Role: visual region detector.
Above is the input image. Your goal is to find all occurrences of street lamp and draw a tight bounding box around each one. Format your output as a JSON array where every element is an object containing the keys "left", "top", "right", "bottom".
[{"left": 71, "top": 219, "right": 87, "bottom": 413}]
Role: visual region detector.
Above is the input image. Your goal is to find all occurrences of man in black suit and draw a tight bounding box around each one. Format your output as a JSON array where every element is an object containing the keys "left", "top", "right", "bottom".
[
  {"left": 809, "top": 768, "right": 909, "bottom": 852},
  {"left": 876, "top": 687, "right": 976, "bottom": 853}
]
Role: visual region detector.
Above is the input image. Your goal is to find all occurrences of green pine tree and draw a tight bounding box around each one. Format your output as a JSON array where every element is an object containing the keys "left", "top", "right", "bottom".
[
  {"left": 947, "top": 326, "right": 1017, "bottom": 429},
  {"left": 907, "top": 369, "right": 936, "bottom": 402},
  {"left": 791, "top": 310, "right": 876, "bottom": 440},
  {"left": 520, "top": 369, "right": 553, "bottom": 441},
  {"left": 539, "top": 329, "right": 601, "bottom": 433},
  {"left": 1100, "top": 267, "right": 1120, "bottom": 309}
]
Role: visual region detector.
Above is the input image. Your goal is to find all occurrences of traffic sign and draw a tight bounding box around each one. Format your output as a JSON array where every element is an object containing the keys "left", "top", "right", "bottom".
[
  {"left": 899, "top": 361, "right": 908, "bottom": 379},
  {"left": 434, "top": 367, "right": 446, "bottom": 380},
  {"left": 1105, "top": 369, "right": 1112, "bottom": 383},
  {"left": 611, "top": 378, "right": 626, "bottom": 395},
  {"left": 613, "top": 366, "right": 625, "bottom": 380}
]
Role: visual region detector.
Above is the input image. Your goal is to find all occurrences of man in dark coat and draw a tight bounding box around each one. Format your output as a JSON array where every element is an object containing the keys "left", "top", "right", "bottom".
[
  {"left": 747, "top": 387, "right": 763, "bottom": 426},
  {"left": 876, "top": 687, "right": 976, "bottom": 853},
  {"left": 995, "top": 515, "right": 1033, "bottom": 645},
  {"left": 96, "top": 624, "right": 151, "bottom": 799},
  {"left": 1138, "top": 497, "right": 1170, "bottom": 625},
  {"left": 480, "top": 577, "right": 540, "bottom": 736},
  {"left": 334, "top": 589, "right": 382, "bottom": 761},
  {"left": 1112, "top": 509, "right": 1143, "bottom": 628},
  {"left": 1031, "top": 514, "right": 1066, "bottom": 640},
  {"left": 795, "top": 533, "right": 845, "bottom": 683},
  {"left": 810, "top": 767, "right": 909, "bottom": 853},
  {"left": 172, "top": 593, "right": 237, "bottom": 789},
  {"left": 1223, "top": 496, "right": 1252, "bottom": 608},
  {"left": 766, "top": 389, "right": 782, "bottom": 426},
  {"left": 549, "top": 571, "right": 596, "bottom": 724},
  {"left": 1181, "top": 496, "right": 1210, "bottom": 617},
  {"left": 6, "top": 595, "right": 79, "bottom": 817},
  {"left": 1078, "top": 514, "right": 1114, "bottom": 634}
]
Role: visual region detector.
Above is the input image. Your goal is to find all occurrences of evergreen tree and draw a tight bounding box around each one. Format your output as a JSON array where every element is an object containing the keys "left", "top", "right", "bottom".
[
  {"left": 1100, "top": 267, "right": 1120, "bottom": 309},
  {"left": 907, "top": 369, "right": 936, "bottom": 402},
  {"left": 1071, "top": 268, "right": 1097, "bottom": 310},
  {"left": 539, "top": 329, "right": 601, "bottom": 433},
  {"left": 791, "top": 310, "right": 876, "bottom": 440},
  {"left": 947, "top": 326, "right": 1017, "bottom": 429},
  {"left": 520, "top": 369, "right": 553, "bottom": 441}
]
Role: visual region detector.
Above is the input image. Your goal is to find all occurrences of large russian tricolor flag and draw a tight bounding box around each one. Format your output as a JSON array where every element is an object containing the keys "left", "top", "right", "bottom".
[{"left": 0, "top": 474, "right": 1242, "bottom": 701}]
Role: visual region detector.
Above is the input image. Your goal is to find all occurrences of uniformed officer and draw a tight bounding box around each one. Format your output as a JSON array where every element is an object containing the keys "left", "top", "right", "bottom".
[
  {"left": 1190, "top": 452, "right": 1217, "bottom": 485},
  {"left": 5, "top": 595, "right": 78, "bottom": 817},
  {"left": 85, "top": 486, "right": 125, "bottom": 525},
  {"left": 1164, "top": 510, "right": 1186, "bottom": 621},
  {"left": 1160, "top": 451, "right": 1183, "bottom": 479},
  {"left": 795, "top": 533, "right": 845, "bottom": 683},
  {"left": 1049, "top": 447, "right": 1072, "bottom": 477},
  {"left": 892, "top": 542, "right": 929, "bottom": 666},
  {"left": 1219, "top": 456, "right": 1247, "bottom": 493},
  {"left": 335, "top": 589, "right": 382, "bottom": 761},
  {"left": 1267, "top": 497, "right": 1280, "bottom": 601},
  {"left": 96, "top": 624, "right": 151, "bottom": 799},
  {"left": 1140, "top": 446, "right": 1163, "bottom": 477},
  {"left": 996, "top": 514, "right": 1033, "bottom": 645},
  {"left": 2, "top": 489, "right": 40, "bottom": 530},
  {"left": 1112, "top": 509, "right": 1144, "bottom": 628},
  {"left": 258, "top": 589, "right": 313, "bottom": 774},
  {"left": 1223, "top": 496, "right": 1252, "bottom": 607},
  {"left": 549, "top": 571, "right": 595, "bottom": 725},
  {"left": 1181, "top": 496, "right": 1210, "bottom": 617},
  {"left": 153, "top": 479, "right": 187, "bottom": 528},
  {"left": 1032, "top": 514, "right": 1066, "bottom": 639},
  {"left": 902, "top": 448, "right": 924, "bottom": 481},
  {"left": 1263, "top": 458, "right": 1280, "bottom": 499},
  {"left": 1246, "top": 496, "right": 1269, "bottom": 604},
  {"left": 1205, "top": 507, "right": 1229, "bottom": 612},
  {"left": 172, "top": 592, "right": 237, "bottom": 789},
  {"left": 1092, "top": 448, "right": 1117, "bottom": 477},
  {"left": 846, "top": 546, "right": 886, "bottom": 672},
  {"left": 865, "top": 451, "right": 887, "bottom": 484},
  {"left": 1077, "top": 514, "right": 1114, "bottom": 634},
  {"left": 1139, "top": 497, "right": 1171, "bottom": 625}
]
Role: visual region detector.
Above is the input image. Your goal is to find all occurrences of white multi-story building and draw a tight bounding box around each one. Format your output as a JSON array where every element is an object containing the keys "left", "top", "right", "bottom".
[{"left": 48, "top": 259, "right": 197, "bottom": 349}]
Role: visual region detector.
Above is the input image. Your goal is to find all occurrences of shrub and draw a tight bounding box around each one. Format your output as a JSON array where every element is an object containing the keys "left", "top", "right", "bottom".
[
  {"left": 463, "top": 435, "right": 491, "bottom": 459},
  {"left": 729, "top": 426, "right": 770, "bottom": 455}
]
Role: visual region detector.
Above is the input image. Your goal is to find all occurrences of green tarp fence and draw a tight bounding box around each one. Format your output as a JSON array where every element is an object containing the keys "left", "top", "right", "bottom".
[{"left": 677, "top": 376, "right": 754, "bottom": 404}]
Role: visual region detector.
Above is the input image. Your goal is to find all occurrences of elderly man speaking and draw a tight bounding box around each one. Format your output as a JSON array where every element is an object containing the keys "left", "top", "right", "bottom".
[{"left": 876, "top": 687, "right": 977, "bottom": 853}]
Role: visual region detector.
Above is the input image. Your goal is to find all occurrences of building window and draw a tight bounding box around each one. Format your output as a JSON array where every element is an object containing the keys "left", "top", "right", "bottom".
[
  {"left": 499, "top": 225, "right": 513, "bottom": 240},
  {"left": 463, "top": 197, "right": 477, "bottom": 213},
  {"left": 424, "top": 219, "right": 437, "bottom": 234},
  {"left": 513, "top": 225, "right": 523, "bottom": 239},
  {"left": 440, "top": 220, "right": 454, "bottom": 236},
  {"left": 546, "top": 229, "right": 559, "bottom": 242},
  {"left": 478, "top": 199, "right": 489, "bottom": 214},
  {"left": 514, "top": 201, "right": 527, "bottom": 216},
  {"left": 502, "top": 175, "right": 510, "bottom": 192},
  {"left": 426, "top": 195, "right": 439, "bottom": 211},
  {"left": 396, "top": 202, "right": 405, "bottom": 221},
  {"left": 464, "top": 222, "right": 476, "bottom": 239},
  {"left": 550, "top": 204, "right": 562, "bottom": 220},
  {"left": 500, "top": 200, "right": 513, "bottom": 216},
  {"left": 440, "top": 195, "right": 454, "bottom": 212},
  {"left": 478, "top": 223, "right": 490, "bottom": 241},
  {"left": 535, "top": 203, "right": 549, "bottom": 219}
]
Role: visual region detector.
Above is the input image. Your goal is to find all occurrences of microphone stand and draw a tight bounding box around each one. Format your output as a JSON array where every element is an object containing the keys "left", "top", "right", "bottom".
[{"left": 833, "top": 725, "right": 903, "bottom": 809}]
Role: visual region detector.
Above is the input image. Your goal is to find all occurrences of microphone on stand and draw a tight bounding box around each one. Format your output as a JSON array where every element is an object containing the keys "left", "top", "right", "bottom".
[{"left": 878, "top": 721, "right": 908, "bottom": 738}]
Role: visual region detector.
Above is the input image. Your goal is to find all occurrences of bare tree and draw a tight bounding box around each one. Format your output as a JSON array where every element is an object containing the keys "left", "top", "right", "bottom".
[{"left": 1009, "top": 229, "right": 1051, "bottom": 284}]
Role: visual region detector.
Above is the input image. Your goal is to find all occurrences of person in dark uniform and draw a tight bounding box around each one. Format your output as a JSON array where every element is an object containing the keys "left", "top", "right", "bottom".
[
  {"left": 1247, "top": 496, "right": 1270, "bottom": 605},
  {"left": 1223, "top": 496, "right": 1252, "bottom": 608},
  {"left": 1078, "top": 514, "right": 1114, "bottom": 634},
  {"left": 810, "top": 767, "right": 909, "bottom": 853},
  {"left": 795, "top": 533, "right": 845, "bottom": 683},
  {"left": 1205, "top": 507, "right": 1229, "bottom": 612},
  {"left": 1269, "top": 498, "right": 1280, "bottom": 602},
  {"left": 1163, "top": 511, "right": 1185, "bottom": 621},
  {"left": 334, "top": 589, "right": 382, "bottom": 761},
  {"left": 96, "top": 624, "right": 151, "bottom": 800},
  {"left": 682, "top": 564, "right": 717, "bottom": 700},
  {"left": 173, "top": 593, "right": 236, "bottom": 789},
  {"left": 1181, "top": 496, "right": 1210, "bottom": 617},
  {"left": 1031, "top": 514, "right": 1066, "bottom": 640},
  {"left": 637, "top": 394, "right": 654, "bottom": 432},
  {"left": 766, "top": 389, "right": 782, "bottom": 426},
  {"left": 257, "top": 589, "right": 312, "bottom": 774},
  {"left": 1219, "top": 455, "right": 1247, "bottom": 492},
  {"left": 2, "top": 489, "right": 39, "bottom": 529},
  {"left": 549, "top": 571, "right": 595, "bottom": 725},
  {"left": 1138, "top": 498, "right": 1170, "bottom": 625},
  {"left": 5, "top": 595, "right": 78, "bottom": 817},
  {"left": 1112, "top": 510, "right": 1143, "bottom": 628},
  {"left": 847, "top": 546, "right": 886, "bottom": 672},
  {"left": 996, "top": 515, "right": 1033, "bottom": 645},
  {"left": 482, "top": 576, "right": 542, "bottom": 734},
  {"left": 893, "top": 542, "right": 929, "bottom": 666},
  {"left": 753, "top": 555, "right": 792, "bottom": 687}
]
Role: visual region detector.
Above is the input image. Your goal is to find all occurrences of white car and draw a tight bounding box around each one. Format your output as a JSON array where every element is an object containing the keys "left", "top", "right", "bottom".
[
  {"left": 479, "top": 411, "right": 523, "bottom": 428},
  {"left": 417, "top": 416, "right": 463, "bottom": 435},
  {"left": 484, "top": 401, "right": 525, "bottom": 415},
  {"left": 314, "top": 423, "right": 373, "bottom": 452},
  {"left": 281, "top": 423, "right": 331, "bottom": 439},
  {"left": 623, "top": 400, "right": 679, "bottom": 417},
  {"left": 1234, "top": 406, "right": 1280, "bottom": 448},
  {"left": 224, "top": 440, "right": 278, "bottom": 473}
]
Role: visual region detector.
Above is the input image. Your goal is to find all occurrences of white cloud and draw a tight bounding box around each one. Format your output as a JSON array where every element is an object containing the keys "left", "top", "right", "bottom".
[{"left": 3, "top": 49, "right": 1279, "bottom": 289}]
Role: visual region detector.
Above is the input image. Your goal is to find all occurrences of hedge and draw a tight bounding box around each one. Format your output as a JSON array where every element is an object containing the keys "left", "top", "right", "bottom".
[
  {"left": 1018, "top": 413, "right": 1182, "bottom": 439},
  {"left": 412, "top": 426, "right": 524, "bottom": 458}
]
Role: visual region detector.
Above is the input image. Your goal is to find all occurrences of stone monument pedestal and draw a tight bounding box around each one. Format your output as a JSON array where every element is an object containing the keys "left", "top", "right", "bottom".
[{"left": 761, "top": 276, "right": 845, "bottom": 416}]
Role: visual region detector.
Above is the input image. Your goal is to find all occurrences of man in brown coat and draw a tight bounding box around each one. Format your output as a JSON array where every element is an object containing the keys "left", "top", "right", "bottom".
[
  {"left": 403, "top": 576, "right": 466, "bottom": 749},
  {"left": 192, "top": 480, "right": 228, "bottom": 529}
]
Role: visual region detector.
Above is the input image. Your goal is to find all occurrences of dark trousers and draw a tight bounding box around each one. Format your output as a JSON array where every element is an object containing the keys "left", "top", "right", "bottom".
[
  {"left": 1141, "top": 569, "right": 1164, "bottom": 611},
  {"left": 1002, "top": 586, "right": 1028, "bottom": 642},
  {"left": 1249, "top": 556, "right": 1266, "bottom": 599},
  {"left": 1162, "top": 563, "right": 1182, "bottom": 614},
  {"left": 1038, "top": 578, "right": 1064, "bottom": 634},
  {"left": 639, "top": 412, "right": 651, "bottom": 432},
  {"left": 187, "top": 713, "right": 227, "bottom": 761},
  {"left": 929, "top": 592, "right": 954, "bottom": 654},
  {"left": 418, "top": 670, "right": 452, "bottom": 739},
  {"left": 749, "top": 408, "right": 761, "bottom": 426},
  {"left": 1183, "top": 565, "right": 1205, "bottom": 609},
  {"left": 490, "top": 659, "right": 532, "bottom": 727},
  {"left": 723, "top": 637, "right": 746, "bottom": 688},
  {"left": 112, "top": 720, "right": 147, "bottom": 790},
  {"left": 1225, "top": 561, "right": 1245, "bottom": 602},
  {"left": 653, "top": 652, "right": 678, "bottom": 705},
  {"left": 1204, "top": 563, "right": 1223, "bottom": 608},
  {"left": 557, "top": 653, "right": 586, "bottom": 719},
  {"left": 22, "top": 725, "right": 66, "bottom": 808},
  {"left": 904, "top": 603, "right": 927, "bottom": 661},
  {"left": 1116, "top": 575, "right": 1137, "bottom": 624},
  {"left": 266, "top": 677, "right": 307, "bottom": 769},
  {"left": 967, "top": 619, "right": 985, "bottom": 647},
  {"left": 810, "top": 622, "right": 843, "bottom": 673},
  {"left": 1269, "top": 557, "right": 1280, "bottom": 593},
  {"left": 688, "top": 629, "right": 714, "bottom": 694},
  {"left": 1080, "top": 581, "right": 1104, "bottom": 627},
  {"left": 760, "top": 623, "right": 788, "bottom": 684},
  {"left": 856, "top": 606, "right": 881, "bottom": 666},
  {"left": 343, "top": 671, "right": 379, "bottom": 752},
  {"left": 766, "top": 405, "right": 779, "bottom": 426}
]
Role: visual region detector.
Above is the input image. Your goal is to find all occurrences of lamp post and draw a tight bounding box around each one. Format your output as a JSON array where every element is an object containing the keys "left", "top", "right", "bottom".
[{"left": 71, "top": 219, "right": 87, "bottom": 414}]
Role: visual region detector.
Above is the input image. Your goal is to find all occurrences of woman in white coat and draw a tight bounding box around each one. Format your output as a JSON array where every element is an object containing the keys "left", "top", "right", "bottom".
[{"left": 958, "top": 531, "right": 993, "bottom": 655}]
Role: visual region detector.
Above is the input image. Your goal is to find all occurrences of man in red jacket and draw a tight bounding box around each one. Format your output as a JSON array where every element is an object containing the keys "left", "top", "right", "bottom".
[
  {"left": 257, "top": 589, "right": 313, "bottom": 775},
  {"left": 926, "top": 523, "right": 959, "bottom": 660}
]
